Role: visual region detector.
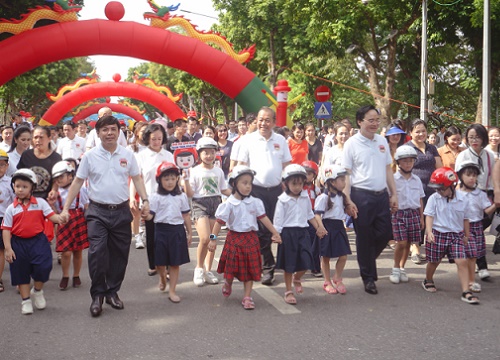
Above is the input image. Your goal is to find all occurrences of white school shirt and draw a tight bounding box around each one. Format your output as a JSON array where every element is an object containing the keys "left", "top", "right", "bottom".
[
  {"left": 273, "top": 191, "right": 314, "bottom": 233},
  {"left": 149, "top": 192, "right": 190, "bottom": 225},
  {"left": 314, "top": 193, "right": 345, "bottom": 220},
  {"left": 189, "top": 165, "right": 227, "bottom": 199},
  {"left": 135, "top": 147, "right": 174, "bottom": 196},
  {"left": 56, "top": 135, "right": 86, "bottom": 160},
  {"left": 236, "top": 131, "right": 292, "bottom": 187},
  {"left": 424, "top": 191, "right": 470, "bottom": 233},
  {"left": 77, "top": 144, "right": 140, "bottom": 204},
  {"left": 0, "top": 175, "right": 14, "bottom": 217},
  {"left": 0, "top": 142, "right": 10, "bottom": 152},
  {"left": 455, "top": 148, "right": 495, "bottom": 191},
  {"left": 394, "top": 172, "right": 425, "bottom": 210},
  {"left": 215, "top": 195, "right": 266, "bottom": 232},
  {"left": 456, "top": 188, "right": 491, "bottom": 223},
  {"left": 342, "top": 133, "right": 392, "bottom": 192},
  {"left": 54, "top": 186, "right": 89, "bottom": 212}
]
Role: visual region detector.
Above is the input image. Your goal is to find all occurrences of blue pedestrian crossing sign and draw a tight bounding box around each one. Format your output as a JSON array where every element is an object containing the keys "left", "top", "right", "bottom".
[{"left": 314, "top": 102, "right": 332, "bottom": 119}]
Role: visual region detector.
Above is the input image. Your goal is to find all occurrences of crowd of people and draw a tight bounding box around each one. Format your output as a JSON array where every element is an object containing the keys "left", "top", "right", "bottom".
[{"left": 1, "top": 105, "right": 499, "bottom": 316}]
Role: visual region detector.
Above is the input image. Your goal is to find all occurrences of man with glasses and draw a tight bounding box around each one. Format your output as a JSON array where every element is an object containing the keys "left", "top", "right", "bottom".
[{"left": 342, "top": 105, "right": 398, "bottom": 294}]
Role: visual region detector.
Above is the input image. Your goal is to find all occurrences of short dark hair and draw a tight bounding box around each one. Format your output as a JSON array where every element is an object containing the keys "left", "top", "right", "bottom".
[
  {"left": 2, "top": 125, "right": 13, "bottom": 132},
  {"left": 355, "top": 105, "right": 378, "bottom": 128},
  {"left": 77, "top": 120, "right": 87, "bottom": 126},
  {"left": 166, "top": 122, "right": 174, "bottom": 129},
  {"left": 409, "top": 118, "right": 427, "bottom": 132},
  {"left": 187, "top": 117, "right": 198, "bottom": 124},
  {"left": 63, "top": 122, "right": 77, "bottom": 129},
  {"left": 290, "top": 123, "right": 305, "bottom": 140},
  {"left": 173, "top": 118, "right": 187, "bottom": 128},
  {"left": 143, "top": 123, "right": 167, "bottom": 146},
  {"left": 95, "top": 115, "right": 120, "bottom": 132},
  {"left": 245, "top": 113, "right": 256, "bottom": 123},
  {"left": 465, "top": 123, "right": 488, "bottom": 148}
]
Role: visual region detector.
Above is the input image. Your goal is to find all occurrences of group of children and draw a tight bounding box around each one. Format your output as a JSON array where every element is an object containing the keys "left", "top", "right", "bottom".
[{"left": 1, "top": 137, "right": 494, "bottom": 315}]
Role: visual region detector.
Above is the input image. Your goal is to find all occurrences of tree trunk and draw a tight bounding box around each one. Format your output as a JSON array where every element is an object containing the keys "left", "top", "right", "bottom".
[{"left": 476, "top": 92, "right": 482, "bottom": 123}]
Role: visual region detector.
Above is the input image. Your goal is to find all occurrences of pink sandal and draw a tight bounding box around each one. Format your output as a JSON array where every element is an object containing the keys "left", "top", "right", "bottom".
[
  {"left": 284, "top": 291, "right": 297, "bottom": 305},
  {"left": 222, "top": 280, "right": 232, "bottom": 297},
  {"left": 333, "top": 278, "right": 346, "bottom": 294},
  {"left": 292, "top": 275, "right": 304, "bottom": 294},
  {"left": 323, "top": 281, "right": 338, "bottom": 294},
  {"left": 241, "top": 297, "right": 255, "bottom": 310}
]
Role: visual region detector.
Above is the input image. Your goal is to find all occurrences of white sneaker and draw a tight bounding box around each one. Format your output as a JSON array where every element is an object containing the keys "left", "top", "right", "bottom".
[
  {"left": 30, "top": 288, "right": 46, "bottom": 310},
  {"left": 389, "top": 268, "right": 400, "bottom": 284},
  {"left": 478, "top": 269, "right": 490, "bottom": 280},
  {"left": 21, "top": 299, "right": 33, "bottom": 315},
  {"left": 134, "top": 234, "right": 145, "bottom": 249},
  {"left": 204, "top": 271, "right": 219, "bottom": 284},
  {"left": 399, "top": 269, "right": 409, "bottom": 283},
  {"left": 193, "top": 268, "right": 205, "bottom": 286},
  {"left": 469, "top": 282, "right": 482, "bottom": 292}
]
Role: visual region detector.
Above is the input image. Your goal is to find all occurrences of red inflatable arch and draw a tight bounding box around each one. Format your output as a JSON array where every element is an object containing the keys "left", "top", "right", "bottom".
[
  {"left": 72, "top": 103, "right": 146, "bottom": 123},
  {"left": 0, "top": 18, "right": 271, "bottom": 117},
  {"left": 41, "top": 81, "right": 185, "bottom": 124}
]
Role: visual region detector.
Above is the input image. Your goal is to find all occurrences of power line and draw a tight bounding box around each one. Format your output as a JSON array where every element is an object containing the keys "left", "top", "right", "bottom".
[{"left": 179, "top": 9, "right": 218, "bottom": 20}]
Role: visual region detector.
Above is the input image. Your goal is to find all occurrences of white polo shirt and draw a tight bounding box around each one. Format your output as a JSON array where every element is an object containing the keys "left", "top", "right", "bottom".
[
  {"left": 273, "top": 191, "right": 314, "bottom": 233},
  {"left": 455, "top": 148, "right": 495, "bottom": 190},
  {"left": 342, "top": 133, "right": 392, "bottom": 192},
  {"left": 0, "top": 175, "right": 14, "bottom": 217},
  {"left": 135, "top": 147, "right": 174, "bottom": 196},
  {"left": 86, "top": 129, "right": 127, "bottom": 151},
  {"left": 457, "top": 188, "right": 491, "bottom": 223},
  {"left": 394, "top": 172, "right": 425, "bottom": 210},
  {"left": 77, "top": 144, "right": 140, "bottom": 204},
  {"left": 424, "top": 191, "right": 470, "bottom": 233},
  {"left": 314, "top": 193, "right": 345, "bottom": 220},
  {"left": 237, "top": 131, "right": 292, "bottom": 187},
  {"left": 149, "top": 192, "right": 190, "bottom": 225},
  {"left": 215, "top": 195, "right": 266, "bottom": 232},
  {"left": 56, "top": 135, "right": 86, "bottom": 160}
]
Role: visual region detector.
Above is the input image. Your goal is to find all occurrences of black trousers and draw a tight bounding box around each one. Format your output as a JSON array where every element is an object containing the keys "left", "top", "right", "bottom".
[
  {"left": 145, "top": 219, "right": 156, "bottom": 271},
  {"left": 251, "top": 184, "right": 282, "bottom": 276},
  {"left": 86, "top": 203, "right": 133, "bottom": 298},
  {"left": 351, "top": 188, "right": 393, "bottom": 283}
]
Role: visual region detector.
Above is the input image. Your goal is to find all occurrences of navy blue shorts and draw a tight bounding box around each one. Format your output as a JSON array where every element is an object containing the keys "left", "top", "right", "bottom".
[
  {"left": 9, "top": 232, "right": 53, "bottom": 286},
  {"left": 320, "top": 219, "right": 352, "bottom": 258},
  {"left": 154, "top": 223, "right": 190, "bottom": 267},
  {"left": 276, "top": 227, "right": 313, "bottom": 273},
  {"left": 0, "top": 217, "right": 4, "bottom": 250}
]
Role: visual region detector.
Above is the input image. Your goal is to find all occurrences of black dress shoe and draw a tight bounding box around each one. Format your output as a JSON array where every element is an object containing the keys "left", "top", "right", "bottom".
[
  {"left": 105, "top": 294, "right": 124, "bottom": 309},
  {"left": 364, "top": 281, "right": 378, "bottom": 295},
  {"left": 261, "top": 273, "right": 275, "bottom": 286},
  {"left": 90, "top": 296, "right": 103, "bottom": 317}
]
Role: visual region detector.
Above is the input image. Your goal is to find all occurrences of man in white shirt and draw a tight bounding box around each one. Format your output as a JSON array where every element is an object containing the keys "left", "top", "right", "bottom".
[
  {"left": 57, "top": 123, "right": 86, "bottom": 160},
  {"left": 342, "top": 105, "right": 398, "bottom": 295},
  {"left": 227, "top": 120, "right": 238, "bottom": 141},
  {"left": 237, "top": 107, "right": 292, "bottom": 285},
  {"left": 76, "top": 120, "right": 88, "bottom": 142},
  {"left": 0, "top": 126, "right": 13, "bottom": 152}
]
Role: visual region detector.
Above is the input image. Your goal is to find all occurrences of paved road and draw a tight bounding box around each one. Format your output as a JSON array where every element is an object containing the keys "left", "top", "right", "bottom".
[{"left": 1, "top": 230, "right": 499, "bottom": 359}]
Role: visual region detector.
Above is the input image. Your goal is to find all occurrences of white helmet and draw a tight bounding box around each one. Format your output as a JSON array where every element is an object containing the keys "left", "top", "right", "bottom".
[
  {"left": 52, "top": 161, "right": 75, "bottom": 178},
  {"left": 322, "top": 164, "right": 347, "bottom": 182},
  {"left": 282, "top": 164, "right": 307, "bottom": 181},
  {"left": 229, "top": 165, "right": 256, "bottom": 186},
  {"left": 196, "top": 137, "right": 219, "bottom": 151},
  {"left": 12, "top": 168, "right": 38, "bottom": 186},
  {"left": 394, "top": 145, "right": 418, "bottom": 161},
  {"left": 455, "top": 161, "right": 480, "bottom": 174}
]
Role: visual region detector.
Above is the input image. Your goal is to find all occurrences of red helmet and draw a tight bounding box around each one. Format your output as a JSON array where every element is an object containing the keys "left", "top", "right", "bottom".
[
  {"left": 301, "top": 160, "right": 319, "bottom": 176},
  {"left": 429, "top": 167, "right": 458, "bottom": 189},
  {"left": 155, "top": 162, "right": 180, "bottom": 182}
]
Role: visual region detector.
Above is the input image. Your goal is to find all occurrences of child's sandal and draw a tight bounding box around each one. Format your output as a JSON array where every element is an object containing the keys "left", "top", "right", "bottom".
[
  {"left": 284, "top": 291, "right": 297, "bottom": 305},
  {"left": 0, "top": 280, "right": 4, "bottom": 293},
  {"left": 422, "top": 279, "right": 437, "bottom": 293},
  {"left": 292, "top": 275, "right": 303, "bottom": 294},
  {"left": 222, "top": 281, "right": 232, "bottom": 297},
  {"left": 333, "top": 278, "right": 346, "bottom": 294},
  {"left": 461, "top": 291, "right": 479, "bottom": 305},
  {"left": 323, "top": 281, "right": 337, "bottom": 295},
  {"left": 241, "top": 297, "right": 255, "bottom": 310}
]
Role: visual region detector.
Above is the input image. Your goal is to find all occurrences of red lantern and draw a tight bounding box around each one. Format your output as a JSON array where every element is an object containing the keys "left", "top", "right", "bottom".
[{"left": 112, "top": 73, "right": 121, "bottom": 82}]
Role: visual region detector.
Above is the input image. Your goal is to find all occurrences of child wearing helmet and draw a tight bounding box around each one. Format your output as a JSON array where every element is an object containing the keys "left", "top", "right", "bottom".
[
  {"left": 455, "top": 162, "right": 497, "bottom": 294},
  {"left": 207, "top": 165, "right": 281, "bottom": 310},
  {"left": 143, "top": 162, "right": 192, "bottom": 303},
  {"left": 314, "top": 164, "right": 352, "bottom": 294},
  {"left": 186, "top": 137, "right": 231, "bottom": 287},
  {"left": 0, "top": 149, "right": 14, "bottom": 293},
  {"left": 274, "top": 164, "right": 327, "bottom": 305},
  {"left": 389, "top": 145, "right": 425, "bottom": 284},
  {"left": 2, "top": 169, "right": 64, "bottom": 314},
  {"left": 422, "top": 167, "right": 478, "bottom": 304},
  {"left": 301, "top": 160, "right": 322, "bottom": 277},
  {"left": 51, "top": 160, "right": 89, "bottom": 290}
]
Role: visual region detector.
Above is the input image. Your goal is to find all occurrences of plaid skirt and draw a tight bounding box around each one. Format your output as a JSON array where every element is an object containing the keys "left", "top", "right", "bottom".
[
  {"left": 465, "top": 221, "right": 486, "bottom": 259},
  {"left": 56, "top": 208, "right": 89, "bottom": 252},
  {"left": 217, "top": 230, "right": 262, "bottom": 282}
]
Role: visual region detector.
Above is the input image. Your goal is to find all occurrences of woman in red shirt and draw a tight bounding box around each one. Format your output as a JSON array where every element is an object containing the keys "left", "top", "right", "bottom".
[{"left": 287, "top": 123, "right": 309, "bottom": 165}]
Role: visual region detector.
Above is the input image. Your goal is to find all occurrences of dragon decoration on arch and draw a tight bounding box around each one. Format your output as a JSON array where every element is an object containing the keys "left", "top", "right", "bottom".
[
  {"left": 144, "top": 1, "right": 255, "bottom": 64},
  {"left": 0, "top": 0, "right": 81, "bottom": 36},
  {"left": 132, "top": 71, "right": 183, "bottom": 102},
  {"left": 46, "top": 69, "right": 100, "bottom": 102}
]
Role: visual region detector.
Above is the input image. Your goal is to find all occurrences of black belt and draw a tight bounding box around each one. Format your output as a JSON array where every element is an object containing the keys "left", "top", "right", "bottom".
[
  {"left": 351, "top": 187, "right": 387, "bottom": 196},
  {"left": 253, "top": 184, "right": 282, "bottom": 192},
  {"left": 90, "top": 200, "right": 129, "bottom": 210}
]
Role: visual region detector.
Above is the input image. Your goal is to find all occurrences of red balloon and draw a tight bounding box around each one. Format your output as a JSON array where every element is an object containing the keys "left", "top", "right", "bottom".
[
  {"left": 41, "top": 81, "right": 185, "bottom": 125},
  {"left": 105, "top": 97, "right": 111, "bottom": 103},
  {"left": 112, "top": 73, "right": 121, "bottom": 82},
  {"left": 72, "top": 103, "right": 146, "bottom": 123},
  {"left": 105, "top": 2, "right": 125, "bottom": 21}
]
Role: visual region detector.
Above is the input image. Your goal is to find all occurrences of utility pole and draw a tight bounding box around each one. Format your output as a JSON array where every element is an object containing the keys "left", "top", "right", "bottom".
[
  {"left": 482, "top": 0, "right": 491, "bottom": 127},
  {"left": 420, "top": 0, "right": 428, "bottom": 122}
]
